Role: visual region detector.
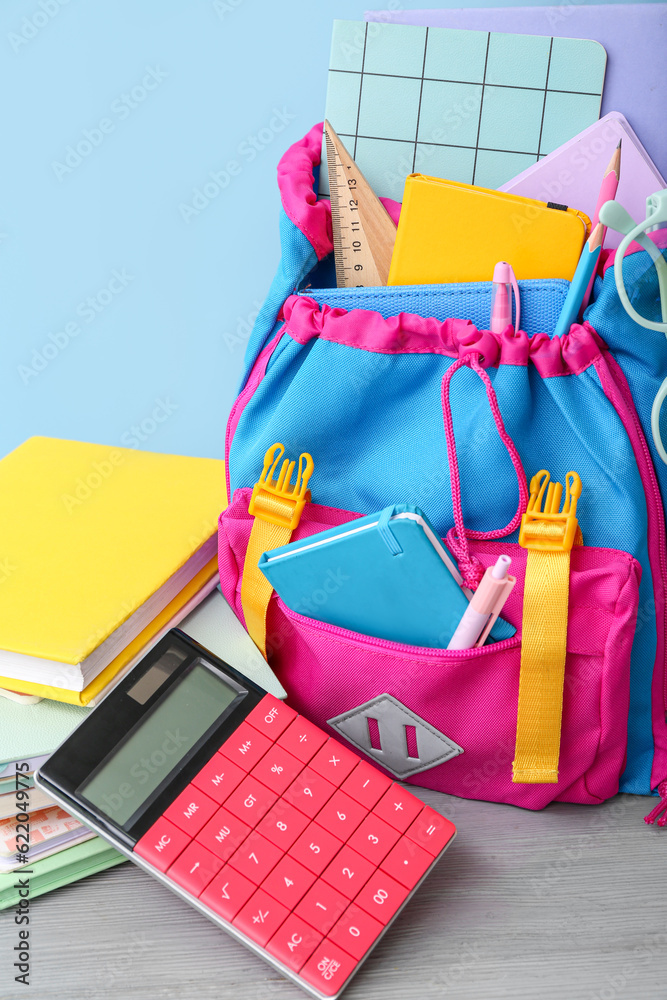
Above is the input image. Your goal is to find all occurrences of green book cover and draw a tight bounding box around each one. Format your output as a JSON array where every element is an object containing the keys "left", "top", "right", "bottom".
[
  {"left": 0, "top": 696, "right": 88, "bottom": 767},
  {"left": 0, "top": 837, "right": 125, "bottom": 910}
]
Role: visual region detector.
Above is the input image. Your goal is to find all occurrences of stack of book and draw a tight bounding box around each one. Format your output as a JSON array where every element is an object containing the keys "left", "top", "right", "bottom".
[
  {"left": 0, "top": 696, "right": 126, "bottom": 905},
  {"left": 0, "top": 436, "right": 227, "bottom": 905}
]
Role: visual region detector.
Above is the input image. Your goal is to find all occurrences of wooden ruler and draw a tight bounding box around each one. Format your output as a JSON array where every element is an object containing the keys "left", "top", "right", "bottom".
[{"left": 324, "top": 120, "right": 397, "bottom": 287}]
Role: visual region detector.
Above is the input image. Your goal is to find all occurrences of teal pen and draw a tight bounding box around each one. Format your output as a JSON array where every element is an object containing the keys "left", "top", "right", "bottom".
[{"left": 552, "top": 222, "right": 604, "bottom": 337}]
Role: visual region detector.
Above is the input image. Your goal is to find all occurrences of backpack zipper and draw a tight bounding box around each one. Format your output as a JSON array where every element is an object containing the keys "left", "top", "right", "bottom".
[
  {"left": 599, "top": 356, "right": 667, "bottom": 714},
  {"left": 644, "top": 779, "right": 667, "bottom": 826},
  {"left": 279, "top": 599, "right": 521, "bottom": 658},
  {"left": 620, "top": 381, "right": 667, "bottom": 714},
  {"left": 596, "top": 355, "right": 667, "bottom": 812}
]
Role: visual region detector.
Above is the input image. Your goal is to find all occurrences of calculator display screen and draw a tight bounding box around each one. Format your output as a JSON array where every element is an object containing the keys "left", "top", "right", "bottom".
[{"left": 80, "top": 661, "right": 239, "bottom": 827}]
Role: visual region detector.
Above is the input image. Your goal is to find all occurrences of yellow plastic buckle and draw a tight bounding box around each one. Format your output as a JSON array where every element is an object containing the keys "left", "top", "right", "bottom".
[
  {"left": 519, "top": 470, "right": 582, "bottom": 553},
  {"left": 248, "top": 443, "right": 314, "bottom": 531}
]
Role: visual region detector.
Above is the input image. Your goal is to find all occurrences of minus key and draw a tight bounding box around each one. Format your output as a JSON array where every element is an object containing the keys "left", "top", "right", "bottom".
[{"left": 340, "top": 759, "right": 392, "bottom": 810}]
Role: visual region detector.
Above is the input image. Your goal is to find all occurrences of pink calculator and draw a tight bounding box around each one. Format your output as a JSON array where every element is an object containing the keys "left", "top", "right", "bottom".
[{"left": 37, "top": 630, "right": 456, "bottom": 998}]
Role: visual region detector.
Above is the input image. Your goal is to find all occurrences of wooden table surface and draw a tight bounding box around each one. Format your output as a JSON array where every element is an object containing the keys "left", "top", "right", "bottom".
[{"left": 1, "top": 788, "right": 665, "bottom": 1000}]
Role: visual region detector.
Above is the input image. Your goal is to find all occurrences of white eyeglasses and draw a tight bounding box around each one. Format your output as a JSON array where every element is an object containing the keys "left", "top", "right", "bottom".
[{"left": 600, "top": 192, "right": 667, "bottom": 463}]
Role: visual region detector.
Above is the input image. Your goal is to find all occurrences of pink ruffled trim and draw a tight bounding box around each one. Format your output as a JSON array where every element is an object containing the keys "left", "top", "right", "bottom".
[
  {"left": 282, "top": 294, "right": 606, "bottom": 377},
  {"left": 277, "top": 123, "right": 401, "bottom": 261}
]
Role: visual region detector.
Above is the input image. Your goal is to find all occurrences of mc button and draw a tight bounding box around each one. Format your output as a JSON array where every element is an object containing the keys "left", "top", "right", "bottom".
[{"left": 134, "top": 816, "right": 190, "bottom": 872}]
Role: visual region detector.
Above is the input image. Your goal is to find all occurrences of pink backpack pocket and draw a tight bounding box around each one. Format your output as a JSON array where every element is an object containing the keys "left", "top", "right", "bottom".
[{"left": 219, "top": 489, "right": 640, "bottom": 810}]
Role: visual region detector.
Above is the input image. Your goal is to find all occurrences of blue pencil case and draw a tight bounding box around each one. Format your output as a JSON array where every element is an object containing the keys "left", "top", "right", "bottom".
[{"left": 298, "top": 279, "right": 570, "bottom": 337}]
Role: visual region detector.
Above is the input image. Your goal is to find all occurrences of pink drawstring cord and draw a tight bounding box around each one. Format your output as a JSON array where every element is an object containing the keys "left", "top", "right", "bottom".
[{"left": 441, "top": 352, "right": 529, "bottom": 589}]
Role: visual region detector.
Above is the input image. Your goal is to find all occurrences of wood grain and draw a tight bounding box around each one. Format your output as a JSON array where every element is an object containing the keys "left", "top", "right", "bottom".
[{"left": 1, "top": 790, "right": 665, "bottom": 1000}]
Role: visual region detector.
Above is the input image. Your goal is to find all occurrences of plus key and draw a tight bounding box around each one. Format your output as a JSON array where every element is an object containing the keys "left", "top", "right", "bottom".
[{"left": 373, "top": 784, "right": 423, "bottom": 833}]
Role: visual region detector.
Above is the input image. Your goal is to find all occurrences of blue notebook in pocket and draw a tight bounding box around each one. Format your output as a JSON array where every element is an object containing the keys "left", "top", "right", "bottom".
[{"left": 258, "top": 504, "right": 515, "bottom": 648}]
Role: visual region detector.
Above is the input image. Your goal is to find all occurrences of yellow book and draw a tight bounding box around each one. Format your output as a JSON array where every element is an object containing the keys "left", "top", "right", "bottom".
[
  {"left": 388, "top": 175, "right": 590, "bottom": 286},
  {"left": 0, "top": 558, "right": 219, "bottom": 705},
  {"left": 0, "top": 438, "right": 227, "bottom": 693}
]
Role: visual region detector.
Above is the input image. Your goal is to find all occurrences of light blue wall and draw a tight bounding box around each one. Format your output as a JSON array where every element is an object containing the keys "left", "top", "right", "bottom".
[{"left": 0, "top": 0, "right": 654, "bottom": 460}]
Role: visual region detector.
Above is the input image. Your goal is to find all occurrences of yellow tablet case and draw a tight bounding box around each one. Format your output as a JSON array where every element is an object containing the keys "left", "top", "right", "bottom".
[{"left": 388, "top": 175, "right": 590, "bottom": 285}]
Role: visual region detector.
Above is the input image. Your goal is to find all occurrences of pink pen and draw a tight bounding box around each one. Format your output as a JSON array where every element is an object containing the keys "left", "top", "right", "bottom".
[
  {"left": 447, "top": 555, "right": 516, "bottom": 650},
  {"left": 490, "top": 261, "right": 520, "bottom": 333}
]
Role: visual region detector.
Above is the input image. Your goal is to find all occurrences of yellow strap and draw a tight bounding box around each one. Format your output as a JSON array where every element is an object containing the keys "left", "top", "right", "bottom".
[
  {"left": 513, "top": 471, "right": 582, "bottom": 784},
  {"left": 242, "top": 503, "right": 295, "bottom": 658},
  {"left": 240, "top": 444, "right": 313, "bottom": 658}
]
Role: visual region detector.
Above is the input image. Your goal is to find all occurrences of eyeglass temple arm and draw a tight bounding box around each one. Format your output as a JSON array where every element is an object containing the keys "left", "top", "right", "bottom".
[{"left": 600, "top": 200, "right": 667, "bottom": 325}]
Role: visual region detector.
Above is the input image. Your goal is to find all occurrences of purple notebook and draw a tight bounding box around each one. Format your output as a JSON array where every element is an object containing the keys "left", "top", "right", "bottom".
[
  {"left": 499, "top": 113, "right": 666, "bottom": 248},
  {"left": 365, "top": 5, "right": 667, "bottom": 181}
]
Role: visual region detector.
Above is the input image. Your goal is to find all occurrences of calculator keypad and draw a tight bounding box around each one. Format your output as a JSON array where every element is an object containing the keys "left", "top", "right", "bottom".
[
  {"left": 245, "top": 693, "right": 297, "bottom": 740},
  {"left": 134, "top": 693, "right": 455, "bottom": 997},
  {"left": 353, "top": 870, "right": 408, "bottom": 924},
  {"left": 373, "top": 784, "right": 423, "bottom": 833},
  {"left": 404, "top": 805, "right": 456, "bottom": 856}
]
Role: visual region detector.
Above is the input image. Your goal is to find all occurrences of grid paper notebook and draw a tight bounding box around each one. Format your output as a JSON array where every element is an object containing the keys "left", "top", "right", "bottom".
[{"left": 321, "top": 20, "right": 607, "bottom": 201}]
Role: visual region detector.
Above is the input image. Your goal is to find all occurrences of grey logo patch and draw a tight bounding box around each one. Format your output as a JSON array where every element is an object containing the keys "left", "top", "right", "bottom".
[{"left": 327, "top": 694, "right": 464, "bottom": 779}]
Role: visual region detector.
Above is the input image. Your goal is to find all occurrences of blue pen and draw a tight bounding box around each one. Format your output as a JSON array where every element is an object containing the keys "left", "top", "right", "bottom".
[{"left": 552, "top": 222, "right": 604, "bottom": 337}]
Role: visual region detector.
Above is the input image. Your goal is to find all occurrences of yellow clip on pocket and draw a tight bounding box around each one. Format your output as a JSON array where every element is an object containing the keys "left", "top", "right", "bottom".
[
  {"left": 513, "top": 469, "right": 582, "bottom": 785},
  {"left": 518, "top": 469, "right": 582, "bottom": 552},
  {"left": 242, "top": 443, "right": 314, "bottom": 659},
  {"left": 248, "top": 443, "right": 314, "bottom": 530}
]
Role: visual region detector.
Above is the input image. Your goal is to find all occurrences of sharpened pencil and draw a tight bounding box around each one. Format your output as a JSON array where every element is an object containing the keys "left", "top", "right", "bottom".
[{"left": 579, "top": 141, "right": 622, "bottom": 315}]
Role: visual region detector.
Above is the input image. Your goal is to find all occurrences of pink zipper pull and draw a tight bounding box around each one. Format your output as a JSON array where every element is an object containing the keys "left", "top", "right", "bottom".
[{"left": 644, "top": 779, "right": 667, "bottom": 826}]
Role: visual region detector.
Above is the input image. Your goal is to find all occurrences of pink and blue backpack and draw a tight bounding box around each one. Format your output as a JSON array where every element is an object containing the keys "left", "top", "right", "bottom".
[{"left": 218, "top": 124, "right": 667, "bottom": 812}]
